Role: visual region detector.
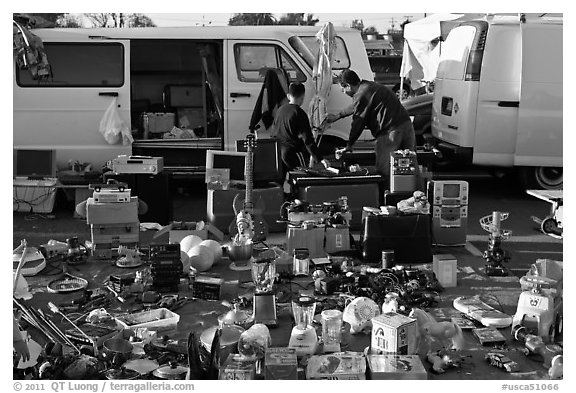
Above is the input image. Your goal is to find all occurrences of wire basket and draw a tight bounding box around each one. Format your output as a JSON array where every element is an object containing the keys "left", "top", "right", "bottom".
[
  {"left": 479, "top": 213, "right": 512, "bottom": 239},
  {"left": 47, "top": 273, "right": 88, "bottom": 293}
]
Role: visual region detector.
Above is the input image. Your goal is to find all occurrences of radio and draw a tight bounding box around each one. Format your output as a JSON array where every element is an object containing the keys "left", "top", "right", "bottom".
[
  {"left": 93, "top": 189, "right": 131, "bottom": 203},
  {"left": 149, "top": 244, "right": 180, "bottom": 259},
  {"left": 111, "top": 155, "right": 164, "bottom": 175},
  {"left": 390, "top": 150, "right": 418, "bottom": 193},
  {"left": 192, "top": 275, "right": 224, "bottom": 300}
]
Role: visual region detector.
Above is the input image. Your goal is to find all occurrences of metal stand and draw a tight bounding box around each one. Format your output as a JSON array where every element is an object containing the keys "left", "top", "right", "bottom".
[{"left": 480, "top": 212, "right": 511, "bottom": 276}]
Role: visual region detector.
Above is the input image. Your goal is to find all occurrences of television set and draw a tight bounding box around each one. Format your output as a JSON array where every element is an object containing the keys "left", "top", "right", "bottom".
[
  {"left": 236, "top": 138, "right": 282, "bottom": 184},
  {"left": 205, "top": 150, "right": 247, "bottom": 183},
  {"left": 14, "top": 149, "right": 57, "bottom": 178}
]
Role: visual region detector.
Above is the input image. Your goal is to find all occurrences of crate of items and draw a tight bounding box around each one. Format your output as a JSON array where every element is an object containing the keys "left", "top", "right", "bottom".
[{"left": 13, "top": 178, "right": 58, "bottom": 213}]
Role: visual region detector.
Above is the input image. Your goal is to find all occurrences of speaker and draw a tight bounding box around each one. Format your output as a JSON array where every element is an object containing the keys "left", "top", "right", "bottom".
[{"left": 135, "top": 173, "right": 172, "bottom": 225}]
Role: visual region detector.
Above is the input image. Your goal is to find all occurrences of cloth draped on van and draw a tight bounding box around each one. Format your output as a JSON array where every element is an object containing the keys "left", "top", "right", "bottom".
[{"left": 249, "top": 69, "right": 289, "bottom": 132}]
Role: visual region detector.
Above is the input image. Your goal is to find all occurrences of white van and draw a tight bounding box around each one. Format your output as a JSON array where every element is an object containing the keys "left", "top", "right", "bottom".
[
  {"left": 431, "top": 15, "right": 562, "bottom": 189},
  {"left": 13, "top": 26, "right": 373, "bottom": 173}
]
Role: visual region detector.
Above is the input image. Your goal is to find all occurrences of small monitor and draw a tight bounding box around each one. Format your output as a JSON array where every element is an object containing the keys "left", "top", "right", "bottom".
[
  {"left": 236, "top": 138, "right": 282, "bottom": 184},
  {"left": 205, "top": 150, "right": 247, "bottom": 182},
  {"left": 14, "top": 149, "right": 57, "bottom": 177}
]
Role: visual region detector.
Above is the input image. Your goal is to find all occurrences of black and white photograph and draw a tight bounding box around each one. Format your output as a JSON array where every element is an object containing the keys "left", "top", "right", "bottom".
[{"left": 8, "top": 1, "right": 568, "bottom": 389}]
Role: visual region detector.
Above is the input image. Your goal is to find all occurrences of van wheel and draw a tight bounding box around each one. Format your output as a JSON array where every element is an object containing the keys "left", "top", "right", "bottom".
[{"left": 520, "top": 167, "right": 563, "bottom": 190}]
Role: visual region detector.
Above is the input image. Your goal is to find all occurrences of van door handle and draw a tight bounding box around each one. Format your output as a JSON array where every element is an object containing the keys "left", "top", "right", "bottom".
[
  {"left": 99, "top": 92, "right": 119, "bottom": 97},
  {"left": 230, "top": 92, "right": 251, "bottom": 98},
  {"left": 498, "top": 101, "right": 519, "bottom": 108}
]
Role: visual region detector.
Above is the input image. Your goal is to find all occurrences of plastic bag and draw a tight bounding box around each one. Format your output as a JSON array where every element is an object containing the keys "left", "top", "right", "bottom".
[{"left": 98, "top": 98, "right": 134, "bottom": 145}]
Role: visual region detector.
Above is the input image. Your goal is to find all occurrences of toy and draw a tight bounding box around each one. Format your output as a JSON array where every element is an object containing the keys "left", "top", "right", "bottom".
[
  {"left": 480, "top": 211, "right": 511, "bottom": 276},
  {"left": 426, "top": 350, "right": 461, "bottom": 374},
  {"left": 512, "top": 325, "right": 563, "bottom": 379},
  {"left": 410, "top": 308, "right": 464, "bottom": 353},
  {"left": 116, "top": 246, "right": 143, "bottom": 268},
  {"left": 453, "top": 296, "right": 512, "bottom": 328},
  {"left": 512, "top": 259, "right": 563, "bottom": 342},
  {"left": 485, "top": 352, "right": 520, "bottom": 373}
]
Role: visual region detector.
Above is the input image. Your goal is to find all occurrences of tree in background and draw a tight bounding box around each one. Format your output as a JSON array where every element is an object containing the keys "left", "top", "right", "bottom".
[
  {"left": 350, "top": 19, "right": 365, "bottom": 32},
  {"left": 277, "top": 13, "right": 319, "bottom": 26},
  {"left": 127, "top": 14, "right": 156, "bottom": 28},
  {"left": 84, "top": 13, "right": 156, "bottom": 28},
  {"left": 229, "top": 13, "right": 276, "bottom": 26},
  {"left": 363, "top": 26, "right": 379, "bottom": 37},
  {"left": 84, "top": 13, "right": 112, "bottom": 27}
]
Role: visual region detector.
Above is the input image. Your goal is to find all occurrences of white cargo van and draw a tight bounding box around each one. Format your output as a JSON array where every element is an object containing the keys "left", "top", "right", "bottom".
[
  {"left": 431, "top": 15, "right": 562, "bottom": 189},
  {"left": 13, "top": 26, "right": 373, "bottom": 173}
]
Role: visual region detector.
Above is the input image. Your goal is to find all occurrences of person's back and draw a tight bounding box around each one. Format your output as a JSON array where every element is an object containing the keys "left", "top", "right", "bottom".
[{"left": 273, "top": 103, "right": 309, "bottom": 149}]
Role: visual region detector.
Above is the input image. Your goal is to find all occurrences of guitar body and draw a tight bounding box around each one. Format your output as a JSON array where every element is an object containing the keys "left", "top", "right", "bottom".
[
  {"left": 228, "top": 134, "right": 269, "bottom": 243},
  {"left": 228, "top": 193, "right": 269, "bottom": 242}
]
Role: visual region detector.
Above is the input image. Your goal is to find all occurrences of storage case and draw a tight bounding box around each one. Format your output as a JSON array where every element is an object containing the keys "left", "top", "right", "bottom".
[
  {"left": 90, "top": 222, "right": 140, "bottom": 246},
  {"left": 361, "top": 214, "right": 432, "bottom": 264},
  {"left": 86, "top": 197, "right": 139, "bottom": 225},
  {"left": 367, "top": 355, "right": 427, "bottom": 380},
  {"left": 13, "top": 178, "right": 58, "bottom": 213},
  {"left": 296, "top": 183, "right": 380, "bottom": 229},
  {"left": 371, "top": 312, "right": 418, "bottom": 355},
  {"left": 145, "top": 113, "right": 175, "bottom": 134}
]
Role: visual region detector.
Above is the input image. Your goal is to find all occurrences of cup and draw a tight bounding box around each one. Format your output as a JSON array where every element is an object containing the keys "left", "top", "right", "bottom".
[{"left": 321, "top": 310, "right": 343, "bottom": 353}]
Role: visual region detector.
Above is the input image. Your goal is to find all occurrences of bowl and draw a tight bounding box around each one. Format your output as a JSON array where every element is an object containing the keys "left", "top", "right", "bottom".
[
  {"left": 227, "top": 243, "right": 253, "bottom": 262},
  {"left": 103, "top": 338, "right": 133, "bottom": 361}
]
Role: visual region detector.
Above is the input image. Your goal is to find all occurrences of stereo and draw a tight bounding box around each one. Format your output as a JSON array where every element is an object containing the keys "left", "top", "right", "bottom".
[
  {"left": 428, "top": 180, "right": 469, "bottom": 246},
  {"left": 390, "top": 150, "right": 418, "bottom": 193},
  {"left": 111, "top": 155, "right": 164, "bottom": 175},
  {"left": 149, "top": 244, "right": 182, "bottom": 290},
  {"left": 93, "top": 189, "right": 131, "bottom": 203},
  {"left": 428, "top": 180, "right": 468, "bottom": 206}
]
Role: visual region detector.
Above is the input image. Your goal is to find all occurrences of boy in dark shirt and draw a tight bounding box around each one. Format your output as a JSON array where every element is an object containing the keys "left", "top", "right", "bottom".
[{"left": 273, "top": 83, "right": 330, "bottom": 183}]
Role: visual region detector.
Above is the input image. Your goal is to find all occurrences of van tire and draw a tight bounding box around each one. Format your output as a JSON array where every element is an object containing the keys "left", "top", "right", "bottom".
[{"left": 520, "top": 167, "right": 563, "bottom": 190}]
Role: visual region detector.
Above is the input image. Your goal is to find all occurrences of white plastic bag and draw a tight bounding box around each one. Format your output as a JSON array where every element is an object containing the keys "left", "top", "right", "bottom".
[{"left": 98, "top": 98, "right": 134, "bottom": 145}]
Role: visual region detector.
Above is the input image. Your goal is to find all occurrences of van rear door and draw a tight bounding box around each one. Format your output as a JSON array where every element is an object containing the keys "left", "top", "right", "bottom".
[
  {"left": 432, "top": 23, "right": 484, "bottom": 148},
  {"left": 13, "top": 37, "right": 131, "bottom": 168},
  {"left": 515, "top": 23, "right": 562, "bottom": 167}
]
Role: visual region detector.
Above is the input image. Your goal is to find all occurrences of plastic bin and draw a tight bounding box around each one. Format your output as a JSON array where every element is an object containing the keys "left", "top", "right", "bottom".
[
  {"left": 115, "top": 308, "right": 180, "bottom": 332},
  {"left": 13, "top": 178, "right": 58, "bottom": 213}
]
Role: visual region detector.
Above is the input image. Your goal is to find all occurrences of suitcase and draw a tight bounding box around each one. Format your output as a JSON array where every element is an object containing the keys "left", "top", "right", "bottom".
[
  {"left": 297, "top": 183, "right": 380, "bottom": 229},
  {"left": 207, "top": 183, "right": 285, "bottom": 234},
  {"left": 361, "top": 214, "right": 432, "bottom": 265},
  {"left": 90, "top": 222, "right": 140, "bottom": 247}
]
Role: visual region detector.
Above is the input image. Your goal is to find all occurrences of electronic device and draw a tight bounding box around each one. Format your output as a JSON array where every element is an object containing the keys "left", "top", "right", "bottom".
[
  {"left": 390, "top": 150, "right": 418, "bottom": 193},
  {"left": 428, "top": 180, "right": 469, "bottom": 246},
  {"left": 93, "top": 189, "right": 131, "bottom": 203},
  {"left": 288, "top": 296, "right": 318, "bottom": 356},
  {"left": 111, "top": 155, "right": 164, "bottom": 175},
  {"left": 205, "top": 150, "right": 247, "bottom": 183},
  {"left": 236, "top": 138, "right": 282, "bottom": 184},
  {"left": 149, "top": 244, "right": 182, "bottom": 290},
  {"left": 14, "top": 149, "right": 57, "bottom": 177},
  {"left": 252, "top": 257, "right": 277, "bottom": 327},
  {"left": 192, "top": 275, "right": 224, "bottom": 300}
]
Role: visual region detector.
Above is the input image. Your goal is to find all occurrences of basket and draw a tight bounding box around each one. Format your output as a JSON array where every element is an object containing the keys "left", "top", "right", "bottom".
[
  {"left": 115, "top": 308, "right": 180, "bottom": 332},
  {"left": 13, "top": 178, "right": 57, "bottom": 213}
]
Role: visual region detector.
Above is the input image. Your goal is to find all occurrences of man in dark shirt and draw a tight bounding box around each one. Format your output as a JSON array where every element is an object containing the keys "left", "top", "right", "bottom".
[
  {"left": 273, "top": 83, "right": 330, "bottom": 183},
  {"left": 325, "top": 69, "right": 416, "bottom": 182}
]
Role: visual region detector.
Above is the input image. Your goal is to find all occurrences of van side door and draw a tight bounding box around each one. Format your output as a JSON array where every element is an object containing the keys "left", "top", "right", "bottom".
[
  {"left": 225, "top": 39, "right": 309, "bottom": 150},
  {"left": 13, "top": 37, "right": 131, "bottom": 168}
]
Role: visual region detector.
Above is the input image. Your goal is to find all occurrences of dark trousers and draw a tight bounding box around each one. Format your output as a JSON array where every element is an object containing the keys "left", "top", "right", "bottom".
[
  {"left": 375, "top": 120, "right": 421, "bottom": 190},
  {"left": 280, "top": 145, "right": 309, "bottom": 184}
]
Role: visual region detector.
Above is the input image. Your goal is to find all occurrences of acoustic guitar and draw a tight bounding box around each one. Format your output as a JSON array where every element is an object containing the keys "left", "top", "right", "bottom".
[{"left": 229, "top": 134, "right": 269, "bottom": 242}]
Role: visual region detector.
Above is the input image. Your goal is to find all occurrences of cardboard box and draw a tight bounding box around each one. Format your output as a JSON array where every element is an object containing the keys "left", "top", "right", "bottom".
[
  {"left": 153, "top": 221, "right": 224, "bottom": 243},
  {"left": 433, "top": 254, "right": 457, "bottom": 288},
  {"left": 286, "top": 225, "right": 325, "bottom": 258},
  {"left": 371, "top": 312, "right": 418, "bottom": 355},
  {"left": 306, "top": 352, "right": 366, "bottom": 380},
  {"left": 265, "top": 347, "right": 298, "bottom": 380},
  {"left": 325, "top": 226, "right": 351, "bottom": 254},
  {"left": 86, "top": 197, "right": 139, "bottom": 225},
  {"left": 367, "top": 355, "right": 428, "bottom": 380},
  {"left": 219, "top": 354, "right": 256, "bottom": 380}
]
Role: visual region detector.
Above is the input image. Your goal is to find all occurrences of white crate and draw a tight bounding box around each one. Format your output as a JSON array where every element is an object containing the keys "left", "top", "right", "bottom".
[
  {"left": 115, "top": 308, "right": 180, "bottom": 332},
  {"left": 13, "top": 178, "right": 57, "bottom": 213}
]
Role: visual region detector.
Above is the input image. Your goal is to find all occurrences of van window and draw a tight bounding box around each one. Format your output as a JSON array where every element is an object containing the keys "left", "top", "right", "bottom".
[
  {"left": 16, "top": 43, "right": 124, "bottom": 87},
  {"left": 292, "top": 36, "right": 350, "bottom": 70},
  {"left": 234, "top": 44, "right": 306, "bottom": 83},
  {"left": 437, "top": 26, "right": 477, "bottom": 81}
]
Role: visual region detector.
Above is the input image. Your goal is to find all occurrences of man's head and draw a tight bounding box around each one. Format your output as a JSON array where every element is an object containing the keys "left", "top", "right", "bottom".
[
  {"left": 339, "top": 69, "right": 361, "bottom": 97},
  {"left": 287, "top": 83, "right": 306, "bottom": 106}
]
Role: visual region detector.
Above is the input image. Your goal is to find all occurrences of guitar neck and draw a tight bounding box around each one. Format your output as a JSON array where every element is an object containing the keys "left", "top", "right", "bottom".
[{"left": 244, "top": 146, "right": 253, "bottom": 211}]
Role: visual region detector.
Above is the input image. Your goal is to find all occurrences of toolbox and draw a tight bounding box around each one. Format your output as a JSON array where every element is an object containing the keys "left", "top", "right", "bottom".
[
  {"left": 90, "top": 222, "right": 139, "bottom": 246},
  {"left": 361, "top": 214, "right": 432, "bottom": 265},
  {"left": 86, "top": 197, "right": 139, "bottom": 225}
]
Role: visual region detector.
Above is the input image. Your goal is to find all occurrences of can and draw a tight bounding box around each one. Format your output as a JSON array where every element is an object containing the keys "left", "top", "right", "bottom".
[{"left": 381, "top": 250, "right": 395, "bottom": 268}]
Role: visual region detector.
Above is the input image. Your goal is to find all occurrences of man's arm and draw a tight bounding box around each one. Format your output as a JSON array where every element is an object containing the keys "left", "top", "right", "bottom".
[
  {"left": 346, "top": 94, "right": 370, "bottom": 148},
  {"left": 298, "top": 114, "right": 324, "bottom": 163}
]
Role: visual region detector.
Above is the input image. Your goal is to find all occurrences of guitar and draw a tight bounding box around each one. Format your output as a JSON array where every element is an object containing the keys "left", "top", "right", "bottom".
[{"left": 229, "top": 134, "right": 269, "bottom": 242}]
